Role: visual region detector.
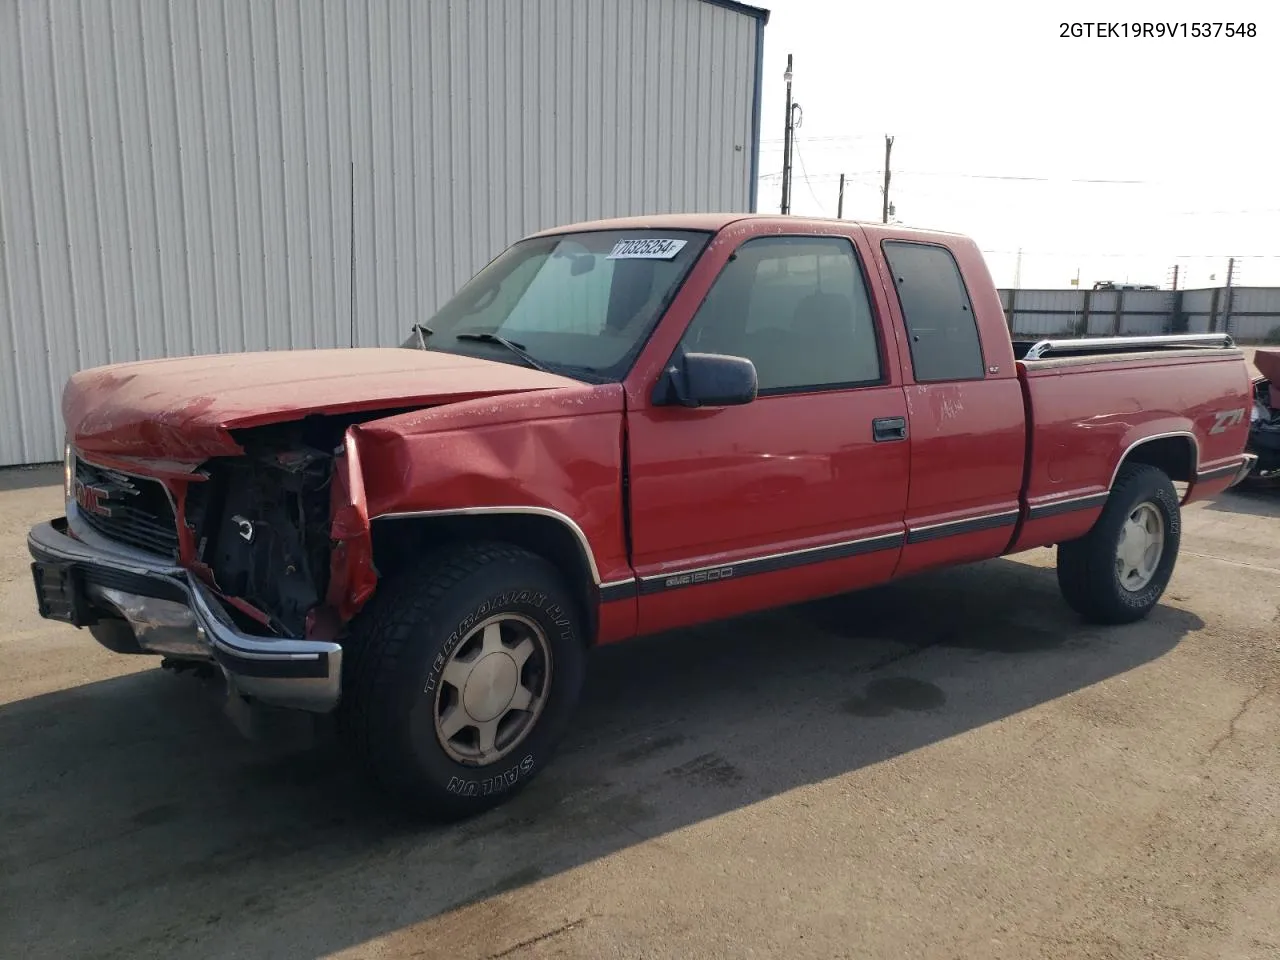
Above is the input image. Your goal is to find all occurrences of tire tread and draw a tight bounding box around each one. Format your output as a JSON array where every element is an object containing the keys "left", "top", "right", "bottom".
[
  {"left": 1056, "top": 463, "right": 1180, "bottom": 625},
  {"left": 340, "top": 542, "right": 542, "bottom": 812}
]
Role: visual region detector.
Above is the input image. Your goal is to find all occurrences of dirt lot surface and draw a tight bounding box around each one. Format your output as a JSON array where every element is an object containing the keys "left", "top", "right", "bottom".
[{"left": 2, "top": 464, "right": 1278, "bottom": 960}]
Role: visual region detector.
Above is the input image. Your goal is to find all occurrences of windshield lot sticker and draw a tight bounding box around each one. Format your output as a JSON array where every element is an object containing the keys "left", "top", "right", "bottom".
[{"left": 607, "top": 238, "right": 687, "bottom": 260}]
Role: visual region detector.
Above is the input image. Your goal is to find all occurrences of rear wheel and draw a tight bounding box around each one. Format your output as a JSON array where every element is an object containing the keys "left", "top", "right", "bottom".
[
  {"left": 1057, "top": 463, "right": 1181, "bottom": 625},
  {"left": 341, "top": 542, "right": 586, "bottom": 820}
]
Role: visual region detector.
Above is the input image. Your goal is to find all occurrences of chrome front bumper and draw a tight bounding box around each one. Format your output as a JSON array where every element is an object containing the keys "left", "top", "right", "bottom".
[{"left": 28, "top": 516, "right": 342, "bottom": 712}]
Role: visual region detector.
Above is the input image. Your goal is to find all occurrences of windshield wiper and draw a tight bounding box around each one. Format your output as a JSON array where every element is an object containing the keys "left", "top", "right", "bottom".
[
  {"left": 454, "top": 332, "right": 552, "bottom": 372},
  {"left": 409, "top": 324, "right": 433, "bottom": 349}
]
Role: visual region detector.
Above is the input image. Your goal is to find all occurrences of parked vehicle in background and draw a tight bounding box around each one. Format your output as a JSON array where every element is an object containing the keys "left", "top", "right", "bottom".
[
  {"left": 1092, "top": 281, "right": 1160, "bottom": 291},
  {"left": 1245, "top": 349, "right": 1280, "bottom": 485},
  {"left": 28, "top": 214, "right": 1258, "bottom": 820}
]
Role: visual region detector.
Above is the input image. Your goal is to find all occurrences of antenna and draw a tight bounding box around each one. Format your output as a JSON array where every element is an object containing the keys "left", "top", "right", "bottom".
[{"left": 349, "top": 161, "right": 356, "bottom": 348}]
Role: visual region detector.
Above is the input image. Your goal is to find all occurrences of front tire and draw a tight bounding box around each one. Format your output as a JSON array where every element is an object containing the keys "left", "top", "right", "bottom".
[
  {"left": 341, "top": 542, "right": 586, "bottom": 820},
  {"left": 1056, "top": 463, "right": 1181, "bottom": 625}
]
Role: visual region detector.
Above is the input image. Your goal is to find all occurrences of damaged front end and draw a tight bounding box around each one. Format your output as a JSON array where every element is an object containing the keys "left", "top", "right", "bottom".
[
  {"left": 34, "top": 343, "right": 599, "bottom": 719},
  {"left": 1246, "top": 368, "right": 1280, "bottom": 483},
  {"left": 32, "top": 416, "right": 386, "bottom": 715},
  {"left": 182, "top": 413, "right": 385, "bottom": 645},
  {"left": 184, "top": 424, "right": 363, "bottom": 636}
]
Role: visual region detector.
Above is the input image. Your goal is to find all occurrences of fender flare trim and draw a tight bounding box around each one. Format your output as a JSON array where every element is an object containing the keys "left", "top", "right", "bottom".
[{"left": 372, "top": 506, "right": 606, "bottom": 585}]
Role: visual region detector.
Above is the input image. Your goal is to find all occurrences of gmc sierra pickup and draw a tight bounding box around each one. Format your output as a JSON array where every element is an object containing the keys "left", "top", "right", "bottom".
[{"left": 29, "top": 214, "right": 1258, "bottom": 819}]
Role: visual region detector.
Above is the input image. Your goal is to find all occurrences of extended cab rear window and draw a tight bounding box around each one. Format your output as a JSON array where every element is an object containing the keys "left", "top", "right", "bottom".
[{"left": 882, "top": 241, "right": 985, "bottom": 383}]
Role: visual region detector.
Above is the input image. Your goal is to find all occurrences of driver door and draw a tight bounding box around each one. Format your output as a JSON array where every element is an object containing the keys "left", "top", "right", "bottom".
[{"left": 625, "top": 231, "right": 911, "bottom": 635}]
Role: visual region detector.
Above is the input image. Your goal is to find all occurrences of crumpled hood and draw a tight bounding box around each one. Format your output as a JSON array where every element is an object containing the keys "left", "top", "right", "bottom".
[
  {"left": 64, "top": 347, "right": 580, "bottom": 461},
  {"left": 1255, "top": 349, "right": 1280, "bottom": 408}
]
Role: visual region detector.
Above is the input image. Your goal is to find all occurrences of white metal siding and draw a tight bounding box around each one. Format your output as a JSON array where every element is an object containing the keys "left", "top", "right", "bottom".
[{"left": 0, "top": 0, "right": 762, "bottom": 466}]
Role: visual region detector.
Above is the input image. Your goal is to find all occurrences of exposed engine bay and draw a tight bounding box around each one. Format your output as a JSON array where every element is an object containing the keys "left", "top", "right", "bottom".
[
  {"left": 186, "top": 449, "right": 331, "bottom": 637},
  {"left": 1249, "top": 350, "right": 1280, "bottom": 482},
  {"left": 182, "top": 412, "right": 406, "bottom": 637}
]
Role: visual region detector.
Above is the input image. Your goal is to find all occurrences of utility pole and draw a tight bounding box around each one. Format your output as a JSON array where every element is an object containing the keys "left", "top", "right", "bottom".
[
  {"left": 1170, "top": 264, "right": 1185, "bottom": 331},
  {"left": 1223, "top": 257, "right": 1236, "bottom": 334},
  {"left": 836, "top": 173, "right": 845, "bottom": 219},
  {"left": 881, "top": 135, "right": 894, "bottom": 223},
  {"left": 780, "top": 54, "right": 795, "bottom": 214},
  {"left": 1013, "top": 247, "right": 1023, "bottom": 289}
]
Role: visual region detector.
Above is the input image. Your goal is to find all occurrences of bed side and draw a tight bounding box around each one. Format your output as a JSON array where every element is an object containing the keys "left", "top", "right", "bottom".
[{"left": 1008, "top": 348, "right": 1253, "bottom": 553}]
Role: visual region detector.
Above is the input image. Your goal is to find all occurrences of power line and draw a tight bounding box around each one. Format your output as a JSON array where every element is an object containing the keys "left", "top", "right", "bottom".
[
  {"left": 898, "top": 171, "right": 1151, "bottom": 183},
  {"left": 792, "top": 138, "right": 824, "bottom": 210},
  {"left": 759, "top": 133, "right": 878, "bottom": 145},
  {"left": 759, "top": 170, "right": 880, "bottom": 182},
  {"left": 1165, "top": 207, "right": 1280, "bottom": 216},
  {"left": 763, "top": 168, "right": 1170, "bottom": 185}
]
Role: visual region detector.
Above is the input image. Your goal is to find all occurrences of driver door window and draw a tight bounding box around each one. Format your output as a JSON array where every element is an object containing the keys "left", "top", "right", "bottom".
[{"left": 679, "top": 235, "right": 883, "bottom": 392}]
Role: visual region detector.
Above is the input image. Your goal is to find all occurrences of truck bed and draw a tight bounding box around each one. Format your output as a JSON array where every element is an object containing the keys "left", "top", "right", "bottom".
[
  {"left": 1010, "top": 333, "right": 1235, "bottom": 362},
  {"left": 1007, "top": 339, "right": 1253, "bottom": 554}
]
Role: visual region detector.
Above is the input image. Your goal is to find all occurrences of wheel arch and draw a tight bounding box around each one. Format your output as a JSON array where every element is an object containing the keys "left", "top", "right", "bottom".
[
  {"left": 1109, "top": 431, "right": 1199, "bottom": 491},
  {"left": 368, "top": 508, "right": 602, "bottom": 642}
]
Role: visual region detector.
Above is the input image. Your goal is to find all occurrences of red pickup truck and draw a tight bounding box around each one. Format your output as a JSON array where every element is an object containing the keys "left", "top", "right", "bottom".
[{"left": 29, "top": 214, "right": 1257, "bottom": 819}]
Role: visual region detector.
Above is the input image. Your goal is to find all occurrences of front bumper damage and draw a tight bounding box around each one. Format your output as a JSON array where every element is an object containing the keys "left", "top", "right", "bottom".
[
  {"left": 28, "top": 511, "right": 342, "bottom": 712},
  {"left": 1246, "top": 428, "right": 1280, "bottom": 481},
  {"left": 1231, "top": 453, "right": 1261, "bottom": 486}
]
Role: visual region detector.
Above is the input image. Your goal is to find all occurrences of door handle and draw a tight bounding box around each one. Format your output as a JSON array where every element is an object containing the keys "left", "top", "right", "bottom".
[{"left": 872, "top": 416, "right": 908, "bottom": 442}]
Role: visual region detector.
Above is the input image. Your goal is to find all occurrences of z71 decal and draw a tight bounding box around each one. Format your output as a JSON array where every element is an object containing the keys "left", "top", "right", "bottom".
[{"left": 1209, "top": 408, "right": 1245, "bottom": 434}]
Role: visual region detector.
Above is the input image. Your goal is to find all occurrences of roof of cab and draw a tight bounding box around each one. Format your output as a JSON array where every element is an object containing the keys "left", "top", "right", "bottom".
[
  {"left": 527, "top": 212, "right": 967, "bottom": 242},
  {"left": 528, "top": 213, "right": 752, "bottom": 237}
]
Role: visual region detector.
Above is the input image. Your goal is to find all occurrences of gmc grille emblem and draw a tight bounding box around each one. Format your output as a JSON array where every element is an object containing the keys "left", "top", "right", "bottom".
[
  {"left": 72, "top": 469, "right": 139, "bottom": 518},
  {"left": 73, "top": 478, "right": 114, "bottom": 517}
]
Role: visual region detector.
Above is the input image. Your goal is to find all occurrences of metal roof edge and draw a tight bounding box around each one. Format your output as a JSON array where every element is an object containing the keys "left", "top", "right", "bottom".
[
  {"left": 748, "top": 17, "right": 765, "bottom": 211},
  {"left": 698, "top": 0, "right": 771, "bottom": 24}
]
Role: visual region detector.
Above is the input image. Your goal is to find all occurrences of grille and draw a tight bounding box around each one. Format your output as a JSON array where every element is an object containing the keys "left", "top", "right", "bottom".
[{"left": 73, "top": 457, "right": 180, "bottom": 558}]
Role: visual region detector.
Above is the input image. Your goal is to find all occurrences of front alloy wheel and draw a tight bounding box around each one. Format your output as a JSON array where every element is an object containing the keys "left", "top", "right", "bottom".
[
  {"left": 434, "top": 613, "right": 552, "bottom": 765},
  {"left": 342, "top": 542, "right": 586, "bottom": 820}
]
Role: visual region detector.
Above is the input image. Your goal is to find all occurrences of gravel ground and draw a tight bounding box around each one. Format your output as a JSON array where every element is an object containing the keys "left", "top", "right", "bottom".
[{"left": 1, "top": 463, "right": 1277, "bottom": 960}]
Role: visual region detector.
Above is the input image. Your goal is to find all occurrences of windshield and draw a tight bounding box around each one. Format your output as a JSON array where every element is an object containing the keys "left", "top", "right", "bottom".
[{"left": 407, "top": 229, "right": 712, "bottom": 380}]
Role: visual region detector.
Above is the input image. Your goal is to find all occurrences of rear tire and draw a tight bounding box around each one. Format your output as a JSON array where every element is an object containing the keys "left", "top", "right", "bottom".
[
  {"left": 341, "top": 542, "right": 586, "bottom": 820},
  {"left": 1057, "top": 464, "right": 1181, "bottom": 625}
]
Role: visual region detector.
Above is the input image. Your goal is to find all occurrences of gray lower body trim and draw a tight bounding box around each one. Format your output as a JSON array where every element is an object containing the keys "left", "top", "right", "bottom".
[
  {"left": 599, "top": 579, "right": 638, "bottom": 603},
  {"left": 1197, "top": 462, "right": 1242, "bottom": 482},
  {"left": 1025, "top": 492, "right": 1110, "bottom": 521},
  {"left": 626, "top": 507, "right": 1030, "bottom": 599},
  {"left": 904, "top": 510, "right": 1020, "bottom": 545},
  {"left": 635, "top": 531, "right": 904, "bottom": 597}
]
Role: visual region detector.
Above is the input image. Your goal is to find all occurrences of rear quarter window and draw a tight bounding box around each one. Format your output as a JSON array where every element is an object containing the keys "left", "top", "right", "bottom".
[{"left": 882, "top": 241, "right": 985, "bottom": 383}]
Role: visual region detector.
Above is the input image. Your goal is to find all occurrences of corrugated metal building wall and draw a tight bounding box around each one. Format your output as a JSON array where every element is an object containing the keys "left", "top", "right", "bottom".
[{"left": 0, "top": 0, "right": 767, "bottom": 466}]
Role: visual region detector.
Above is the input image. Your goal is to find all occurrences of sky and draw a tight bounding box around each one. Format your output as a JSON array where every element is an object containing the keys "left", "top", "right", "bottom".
[{"left": 751, "top": 0, "right": 1280, "bottom": 289}]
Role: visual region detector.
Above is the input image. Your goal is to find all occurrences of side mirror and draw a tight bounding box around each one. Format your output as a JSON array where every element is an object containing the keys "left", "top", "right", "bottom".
[{"left": 657, "top": 352, "right": 758, "bottom": 408}]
